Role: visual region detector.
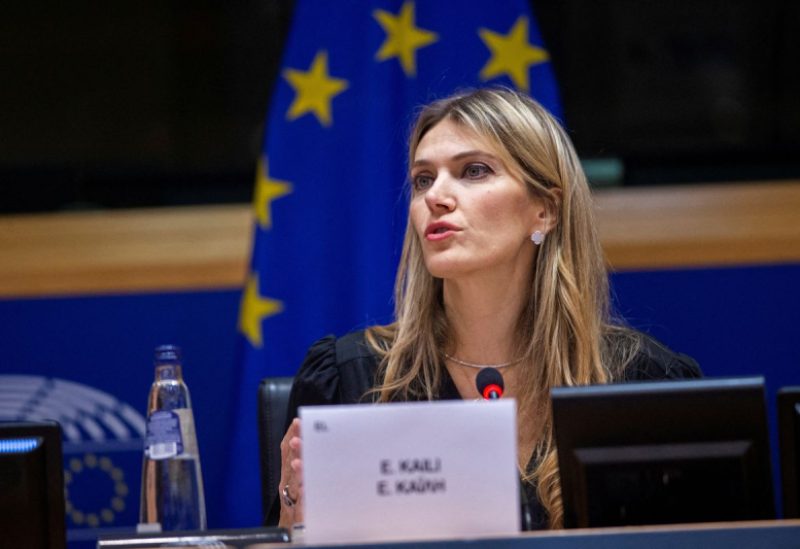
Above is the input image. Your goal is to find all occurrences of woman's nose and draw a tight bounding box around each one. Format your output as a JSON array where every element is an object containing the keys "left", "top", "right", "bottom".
[{"left": 423, "top": 175, "right": 456, "bottom": 212}]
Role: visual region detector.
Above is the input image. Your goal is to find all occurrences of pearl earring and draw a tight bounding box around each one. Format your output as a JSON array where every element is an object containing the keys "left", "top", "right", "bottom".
[{"left": 530, "top": 230, "right": 544, "bottom": 245}]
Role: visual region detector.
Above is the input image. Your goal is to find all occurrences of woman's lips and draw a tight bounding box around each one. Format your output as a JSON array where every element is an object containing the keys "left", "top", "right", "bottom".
[
  {"left": 425, "top": 222, "right": 460, "bottom": 241},
  {"left": 426, "top": 229, "right": 457, "bottom": 241}
]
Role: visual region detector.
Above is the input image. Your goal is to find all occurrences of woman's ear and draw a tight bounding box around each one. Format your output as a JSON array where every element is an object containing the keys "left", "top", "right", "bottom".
[{"left": 532, "top": 188, "right": 561, "bottom": 235}]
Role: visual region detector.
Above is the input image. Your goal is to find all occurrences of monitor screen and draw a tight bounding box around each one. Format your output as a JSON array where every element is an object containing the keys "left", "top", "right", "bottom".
[
  {"left": 779, "top": 387, "right": 800, "bottom": 518},
  {"left": 552, "top": 377, "right": 774, "bottom": 528},
  {"left": 0, "top": 421, "right": 66, "bottom": 549}
]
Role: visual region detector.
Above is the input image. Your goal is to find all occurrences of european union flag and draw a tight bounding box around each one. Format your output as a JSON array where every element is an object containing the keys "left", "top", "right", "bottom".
[{"left": 227, "top": 0, "right": 561, "bottom": 527}]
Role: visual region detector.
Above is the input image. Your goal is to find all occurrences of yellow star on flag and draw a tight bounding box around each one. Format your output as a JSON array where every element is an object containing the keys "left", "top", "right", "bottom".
[
  {"left": 283, "top": 50, "right": 349, "bottom": 127},
  {"left": 253, "top": 156, "right": 292, "bottom": 229},
  {"left": 373, "top": 1, "right": 438, "bottom": 77},
  {"left": 238, "top": 273, "right": 283, "bottom": 348},
  {"left": 478, "top": 16, "right": 549, "bottom": 92}
]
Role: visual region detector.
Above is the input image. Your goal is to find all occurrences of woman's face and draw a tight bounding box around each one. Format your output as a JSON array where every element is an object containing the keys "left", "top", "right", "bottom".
[{"left": 409, "top": 118, "right": 547, "bottom": 280}]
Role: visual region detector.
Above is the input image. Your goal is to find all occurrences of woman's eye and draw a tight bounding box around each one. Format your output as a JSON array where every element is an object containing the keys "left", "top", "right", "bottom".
[
  {"left": 464, "top": 163, "right": 491, "bottom": 179},
  {"left": 412, "top": 174, "right": 434, "bottom": 190}
]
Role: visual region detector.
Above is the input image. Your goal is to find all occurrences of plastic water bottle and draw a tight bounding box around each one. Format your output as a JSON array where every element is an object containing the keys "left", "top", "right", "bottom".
[{"left": 138, "top": 345, "right": 207, "bottom": 532}]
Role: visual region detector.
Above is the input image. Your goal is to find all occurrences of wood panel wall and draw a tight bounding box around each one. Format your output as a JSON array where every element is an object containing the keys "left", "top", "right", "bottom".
[{"left": 1, "top": 181, "right": 798, "bottom": 298}]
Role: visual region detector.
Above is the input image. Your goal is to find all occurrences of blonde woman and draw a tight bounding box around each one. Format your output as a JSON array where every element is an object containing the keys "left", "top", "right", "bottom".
[{"left": 275, "top": 88, "right": 700, "bottom": 529}]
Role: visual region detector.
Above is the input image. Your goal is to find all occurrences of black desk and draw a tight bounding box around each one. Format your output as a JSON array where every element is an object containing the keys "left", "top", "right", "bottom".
[{"left": 98, "top": 520, "right": 800, "bottom": 548}]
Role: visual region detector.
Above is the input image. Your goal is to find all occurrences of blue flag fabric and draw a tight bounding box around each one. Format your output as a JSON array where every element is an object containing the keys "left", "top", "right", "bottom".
[{"left": 226, "top": 0, "right": 560, "bottom": 527}]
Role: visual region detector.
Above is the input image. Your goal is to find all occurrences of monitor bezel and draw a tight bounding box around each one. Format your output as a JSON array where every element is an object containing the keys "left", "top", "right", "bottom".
[
  {"left": 778, "top": 386, "right": 800, "bottom": 518},
  {"left": 552, "top": 377, "right": 774, "bottom": 528},
  {"left": 0, "top": 420, "right": 66, "bottom": 549}
]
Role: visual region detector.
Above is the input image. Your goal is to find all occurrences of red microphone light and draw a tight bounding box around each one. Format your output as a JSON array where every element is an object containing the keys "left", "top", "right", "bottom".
[{"left": 481, "top": 383, "right": 504, "bottom": 400}]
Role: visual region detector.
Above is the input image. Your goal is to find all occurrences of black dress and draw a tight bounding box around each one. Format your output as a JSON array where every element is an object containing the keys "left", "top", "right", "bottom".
[{"left": 275, "top": 330, "right": 702, "bottom": 528}]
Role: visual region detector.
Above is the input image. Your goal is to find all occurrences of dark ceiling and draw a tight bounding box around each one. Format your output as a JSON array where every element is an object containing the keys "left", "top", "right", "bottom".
[{"left": 1, "top": 1, "right": 798, "bottom": 213}]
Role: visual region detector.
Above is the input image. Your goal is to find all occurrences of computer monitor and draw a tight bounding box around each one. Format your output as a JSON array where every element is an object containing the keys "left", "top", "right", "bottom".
[
  {"left": 0, "top": 421, "right": 66, "bottom": 549},
  {"left": 778, "top": 387, "right": 800, "bottom": 518},
  {"left": 552, "top": 377, "right": 774, "bottom": 528}
]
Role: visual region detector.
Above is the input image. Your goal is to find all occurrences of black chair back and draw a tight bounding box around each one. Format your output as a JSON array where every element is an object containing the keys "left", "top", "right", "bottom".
[{"left": 257, "top": 376, "right": 293, "bottom": 525}]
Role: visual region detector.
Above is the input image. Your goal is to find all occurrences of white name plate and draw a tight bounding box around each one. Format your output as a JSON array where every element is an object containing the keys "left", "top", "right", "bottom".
[{"left": 300, "top": 399, "right": 520, "bottom": 544}]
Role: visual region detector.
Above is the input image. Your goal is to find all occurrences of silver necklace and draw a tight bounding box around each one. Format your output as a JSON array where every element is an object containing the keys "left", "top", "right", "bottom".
[{"left": 443, "top": 352, "right": 524, "bottom": 369}]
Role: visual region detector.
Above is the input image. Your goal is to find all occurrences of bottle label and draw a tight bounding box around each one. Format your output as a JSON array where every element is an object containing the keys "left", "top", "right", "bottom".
[
  {"left": 144, "top": 410, "right": 184, "bottom": 460},
  {"left": 175, "top": 408, "right": 198, "bottom": 457}
]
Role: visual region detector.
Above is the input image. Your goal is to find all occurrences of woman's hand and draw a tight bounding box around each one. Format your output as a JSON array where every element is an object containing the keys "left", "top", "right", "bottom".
[{"left": 278, "top": 418, "right": 304, "bottom": 528}]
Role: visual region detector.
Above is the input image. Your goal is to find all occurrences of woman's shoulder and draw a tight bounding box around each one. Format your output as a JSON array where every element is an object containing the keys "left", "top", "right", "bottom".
[
  {"left": 622, "top": 330, "right": 702, "bottom": 381},
  {"left": 604, "top": 327, "right": 702, "bottom": 381},
  {"left": 291, "top": 330, "right": 380, "bottom": 406}
]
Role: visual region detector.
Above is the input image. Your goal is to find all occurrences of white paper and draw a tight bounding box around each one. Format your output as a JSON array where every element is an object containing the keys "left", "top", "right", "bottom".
[{"left": 300, "top": 399, "right": 519, "bottom": 544}]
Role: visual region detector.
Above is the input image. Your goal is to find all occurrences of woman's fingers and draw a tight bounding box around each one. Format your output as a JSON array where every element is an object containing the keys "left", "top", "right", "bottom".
[
  {"left": 289, "top": 433, "right": 303, "bottom": 477},
  {"left": 278, "top": 418, "right": 305, "bottom": 527},
  {"left": 291, "top": 455, "right": 303, "bottom": 476}
]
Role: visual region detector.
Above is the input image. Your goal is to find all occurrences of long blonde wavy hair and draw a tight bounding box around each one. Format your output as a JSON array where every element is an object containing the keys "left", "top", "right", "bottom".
[{"left": 365, "top": 88, "right": 638, "bottom": 528}]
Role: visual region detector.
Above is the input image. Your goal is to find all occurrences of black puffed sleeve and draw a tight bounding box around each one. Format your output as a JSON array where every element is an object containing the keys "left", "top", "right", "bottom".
[
  {"left": 284, "top": 335, "right": 340, "bottom": 429},
  {"left": 266, "top": 336, "right": 340, "bottom": 527},
  {"left": 266, "top": 332, "right": 380, "bottom": 525},
  {"left": 284, "top": 331, "right": 380, "bottom": 430},
  {"left": 624, "top": 332, "right": 703, "bottom": 381}
]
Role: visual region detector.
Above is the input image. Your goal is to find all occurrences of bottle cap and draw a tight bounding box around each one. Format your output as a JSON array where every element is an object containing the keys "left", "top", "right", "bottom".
[{"left": 154, "top": 344, "right": 182, "bottom": 364}]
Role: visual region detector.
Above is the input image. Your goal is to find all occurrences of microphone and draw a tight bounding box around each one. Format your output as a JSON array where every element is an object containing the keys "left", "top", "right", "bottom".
[
  {"left": 474, "top": 367, "right": 531, "bottom": 529},
  {"left": 476, "top": 367, "right": 504, "bottom": 400}
]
